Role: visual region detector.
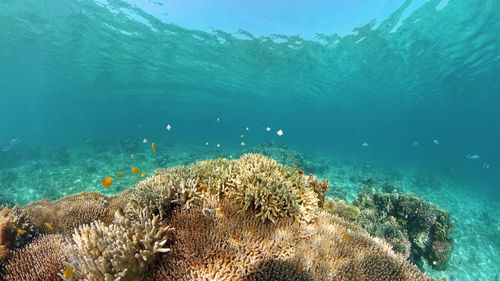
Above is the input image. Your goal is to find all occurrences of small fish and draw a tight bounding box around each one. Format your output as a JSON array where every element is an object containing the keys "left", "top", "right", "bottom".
[
  {"left": 16, "top": 229, "right": 25, "bottom": 235},
  {"left": 343, "top": 234, "right": 351, "bottom": 241},
  {"left": 143, "top": 138, "right": 148, "bottom": 144},
  {"left": 131, "top": 167, "right": 140, "bottom": 174},
  {"left": 205, "top": 142, "right": 209, "bottom": 146},
  {"left": 217, "top": 144, "right": 220, "bottom": 148},
  {"left": 287, "top": 153, "right": 291, "bottom": 158},
  {"left": 117, "top": 174, "right": 124, "bottom": 178},
  {"left": 362, "top": 142, "right": 369, "bottom": 147},
  {"left": 152, "top": 142, "right": 156, "bottom": 152},
  {"left": 482, "top": 163, "right": 490, "bottom": 169},
  {"left": 292, "top": 164, "right": 298, "bottom": 168},
  {"left": 433, "top": 139, "right": 440, "bottom": 145},
  {"left": 432, "top": 261, "right": 438, "bottom": 265},
  {"left": 221, "top": 158, "right": 227, "bottom": 161},
  {"left": 166, "top": 124, "right": 171, "bottom": 131},
  {"left": 63, "top": 265, "right": 74, "bottom": 278},
  {"left": 241, "top": 142, "right": 245, "bottom": 146},
  {"left": 102, "top": 177, "right": 113, "bottom": 188},
  {"left": 141, "top": 172, "right": 146, "bottom": 177},
  {"left": 44, "top": 222, "right": 54, "bottom": 231},
  {"left": 266, "top": 127, "right": 271, "bottom": 131},
  {"left": 130, "top": 153, "right": 135, "bottom": 159},
  {"left": 137, "top": 124, "right": 142, "bottom": 128},
  {"left": 276, "top": 129, "right": 283, "bottom": 136},
  {"left": 295, "top": 217, "right": 300, "bottom": 226},
  {"left": 240, "top": 134, "right": 244, "bottom": 138},
  {"left": 412, "top": 141, "right": 419, "bottom": 146},
  {"left": 466, "top": 154, "right": 480, "bottom": 160}
]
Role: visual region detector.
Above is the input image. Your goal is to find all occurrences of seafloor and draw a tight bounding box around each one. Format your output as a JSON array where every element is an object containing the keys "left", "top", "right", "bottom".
[{"left": 0, "top": 140, "right": 498, "bottom": 281}]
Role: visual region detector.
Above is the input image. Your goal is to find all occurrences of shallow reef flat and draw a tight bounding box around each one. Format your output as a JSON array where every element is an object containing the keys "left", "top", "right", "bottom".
[
  {"left": 0, "top": 142, "right": 498, "bottom": 281},
  {"left": 0, "top": 153, "right": 435, "bottom": 281}
]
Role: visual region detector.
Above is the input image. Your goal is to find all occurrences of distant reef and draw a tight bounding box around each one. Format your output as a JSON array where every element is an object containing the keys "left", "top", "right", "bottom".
[{"left": 0, "top": 153, "right": 437, "bottom": 281}]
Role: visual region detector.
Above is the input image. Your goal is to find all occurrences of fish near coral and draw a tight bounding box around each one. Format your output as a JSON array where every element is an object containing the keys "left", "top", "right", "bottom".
[
  {"left": 102, "top": 177, "right": 113, "bottom": 188},
  {"left": 64, "top": 265, "right": 74, "bottom": 277},
  {"left": 141, "top": 173, "right": 146, "bottom": 177},
  {"left": 292, "top": 164, "right": 298, "bottom": 168},
  {"left": 152, "top": 142, "right": 156, "bottom": 152},
  {"left": 44, "top": 222, "right": 54, "bottom": 231},
  {"left": 131, "top": 167, "right": 140, "bottom": 174}
]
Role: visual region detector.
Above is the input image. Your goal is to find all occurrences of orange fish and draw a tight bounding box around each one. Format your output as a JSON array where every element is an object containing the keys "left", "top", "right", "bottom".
[
  {"left": 292, "top": 164, "right": 298, "bottom": 168},
  {"left": 152, "top": 142, "right": 156, "bottom": 152},
  {"left": 141, "top": 172, "right": 146, "bottom": 177},
  {"left": 102, "top": 177, "right": 113, "bottom": 188},
  {"left": 131, "top": 167, "right": 140, "bottom": 174},
  {"left": 44, "top": 222, "right": 54, "bottom": 231},
  {"left": 117, "top": 174, "right": 124, "bottom": 178}
]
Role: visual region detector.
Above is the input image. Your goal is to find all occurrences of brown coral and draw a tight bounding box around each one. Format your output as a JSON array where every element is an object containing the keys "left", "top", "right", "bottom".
[
  {"left": 3, "top": 234, "right": 67, "bottom": 281},
  {"left": 0, "top": 208, "right": 16, "bottom": 260},
  {"left": 21, "top": 192, "right": 112, "bottom": 234},
  {"left": 148, "top": 197, "right": 432, "bottom": 281}
]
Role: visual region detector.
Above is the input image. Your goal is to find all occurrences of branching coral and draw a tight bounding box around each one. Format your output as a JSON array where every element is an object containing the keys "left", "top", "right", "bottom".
[
  {"left": 63, "top": 208, "right": 172, "bottom": 281},
  {"left": 0, "top": 208, "right": 17, "bottom": 260},
  {"left": 352, "top": 189, "right": 454, "bottom": 270},
  {"left": 3, "top": 234, "right": 67, "bottom": 281}
]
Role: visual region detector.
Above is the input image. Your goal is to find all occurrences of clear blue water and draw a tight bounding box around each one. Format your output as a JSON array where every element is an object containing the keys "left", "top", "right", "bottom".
[{"left": 0, "top": 0, "right": 499, "bottom": 280}]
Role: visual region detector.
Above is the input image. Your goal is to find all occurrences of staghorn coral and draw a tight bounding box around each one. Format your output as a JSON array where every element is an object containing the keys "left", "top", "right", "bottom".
[
  {"left": 21, "top": 192, "right": 112, "bottom": 234},
  {"left": 63, "top": 208, "right": 172, "bottom": 281},
  {"left": 3, "top": 234, "right": 67, "bottom": 281}
]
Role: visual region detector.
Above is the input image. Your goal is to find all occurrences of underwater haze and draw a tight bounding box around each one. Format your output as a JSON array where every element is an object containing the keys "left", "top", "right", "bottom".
[{"left": 1, "top": 0, "right": 499, "bottom": 280}]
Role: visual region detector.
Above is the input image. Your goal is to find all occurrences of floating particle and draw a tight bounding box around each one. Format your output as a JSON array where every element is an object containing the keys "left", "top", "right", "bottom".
[
  {"left": 102, "top": 177, "right": 113, "bottom": 188},
  {"left": 277, "top": 129, "right": 283, "bottom": 136},
  {"left": 217, "top": 117, "right": 220, "bottom": 122},
  {"left": 362, "top": 142, "right": 369, "bottom": 147},
  {"left": 241, "top": 142, "right": 245, "bottom": 146},
  {"left": 217, "top": 144, "right": 220, "bottom": 148},
  {"left": 137, "top": 124, "right": 142, "bottom": 128},
  {"left": 130, "top": 153, "right": 134, "bottom": 159},
  {"left": 143, "top": 138, "right": 148, "bottom": 144},
  {"left": 131, "top": 167, "right": 140, "bottom": 174},
  {"left": 246, "top": 127, "right": 249, "bottom": 131},
  {"left": 433, "top": 139, "right": 440, "bottom": 144},
  {"left": 229, "top": 155, "right": 233, "bottom": 158},
  {"left": 266, "top": 127, "right": 271, "bottom": 131},
  {"left": 205, "top": 142, "right": 209, "bottom": 146},
  {"left": 412, "top": 141, "right": 419, "bottom": 146},
  {"left": 240, "top": 134, "right": 244, "bottom": 138},
  {"left": 166, "top": 124, "right": 171, "bottom": 131},
  {"left": 466, "top": 154, "right": 480, "bottom": 160},
  {"left": 152, "top": 142, "right": 156, "bottom": 152}
]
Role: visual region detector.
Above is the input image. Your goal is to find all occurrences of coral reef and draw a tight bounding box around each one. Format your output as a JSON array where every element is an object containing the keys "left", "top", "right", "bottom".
[
  {"left": 344, "top": 189, "right": 454, "bottom": 270},
  {"left": 63, "top": 208, "right": 172, "bottom": 281},
  {"left": 3, "top": 234, "right": 67, "bottom": 281},
  {"left": 0, "top": 209, "right": 16, "bottom": 261},
  {"left": 0, "top": 154, "right": 435, "bottom": 280}
]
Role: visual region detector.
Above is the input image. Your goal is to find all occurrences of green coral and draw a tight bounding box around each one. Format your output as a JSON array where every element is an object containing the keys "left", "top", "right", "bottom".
[{"left": 342, "top": 205, "right": 361, "bottom": 219}]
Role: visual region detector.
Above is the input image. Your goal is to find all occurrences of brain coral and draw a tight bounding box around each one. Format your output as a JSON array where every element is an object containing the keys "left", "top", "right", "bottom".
[{"left": 0, "top": 154, "right": 434, "bottom": 281}]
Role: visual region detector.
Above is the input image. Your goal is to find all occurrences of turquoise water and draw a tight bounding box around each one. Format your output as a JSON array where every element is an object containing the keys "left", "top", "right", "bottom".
[{"left": 0, "top": 0, "right": 499, "bottom": 280}]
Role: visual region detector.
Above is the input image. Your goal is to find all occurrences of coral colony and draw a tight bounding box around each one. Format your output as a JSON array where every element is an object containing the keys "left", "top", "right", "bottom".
[{"left": 0, "top": 154, "right": 446, "bottom": 280}]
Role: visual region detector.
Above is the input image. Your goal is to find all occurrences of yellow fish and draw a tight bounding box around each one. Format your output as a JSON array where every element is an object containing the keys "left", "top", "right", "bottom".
[
  {"left": 141, "top": 172, "right": 146, "bottom": 177},
  {"left": 63, "top": 265, "right": 74, "bottom": 277},
  {"left": 102, "top": 177, "right": 113, "bottom": 188},
  {"left": 44, "top": 222, "right": 54, "bottom": 231},
  {"left": 343, "top": 234, "right": 351, "bottom": 241},
  {"left": 287, "top": 153, "right": 291, "bottom": 158},
  {"left": 117, "top": 174, "right": 124, "bottom": 178},
  {"left": 292, "top": 164, "right": 298, "bottom": 168},
  {"left": 152, "top": 142, "right": 156, "bottom": 152},
  {"left": 295, "top": 217, "right": 300, "bottom": 227},
  {"left": 16, "top": 229, "right": 25, "bottom": 235},
  {"left": 131, "top": 167, "right": 140, "bottom": 174}
]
